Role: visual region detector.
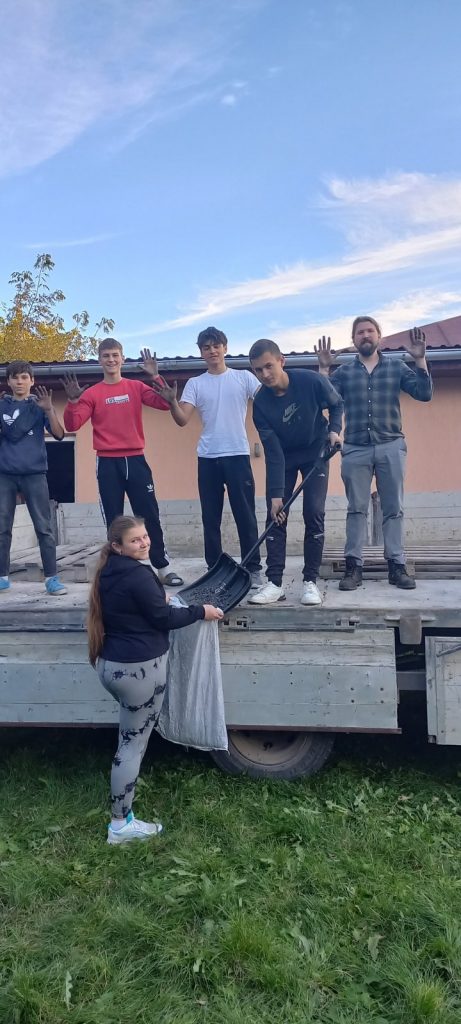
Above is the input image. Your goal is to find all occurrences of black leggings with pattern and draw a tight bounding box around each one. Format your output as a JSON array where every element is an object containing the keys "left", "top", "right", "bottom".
[{"left": 97, "top": 653, "right": 168, "bottom": 817}]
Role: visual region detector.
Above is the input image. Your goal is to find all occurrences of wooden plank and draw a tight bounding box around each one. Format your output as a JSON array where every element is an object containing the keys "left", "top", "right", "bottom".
[
  {"left": 0, "top": 702, "right": 118, "bottom": 725},
  {"left": 10, "top": 543, "right": 84, "bottom": 570},
  {"left": 0, "top": 662, "right": 105, "bottom": 702},
  {"left": 0, "top": 633, "right": 88, "bottom": 660},
  {"left": 220, "top": 628, "right": 397, "bottom": 730},
  {"left": 222, "top": 699, "right": 397, "bottom": 730},
  {"left": 56, "top": 544, "right": 102, "bottom": 568},
  {"left": 10, "top": 543, "right": 103, "bottom": 577}
]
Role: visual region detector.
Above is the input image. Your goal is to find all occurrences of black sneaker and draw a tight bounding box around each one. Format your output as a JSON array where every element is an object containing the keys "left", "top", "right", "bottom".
[
  {"left": 339, "top": 557, "right": 363, "bottom": 591},
  {"left": 388, "top": 560, "right": 416, "bottom": 590}
]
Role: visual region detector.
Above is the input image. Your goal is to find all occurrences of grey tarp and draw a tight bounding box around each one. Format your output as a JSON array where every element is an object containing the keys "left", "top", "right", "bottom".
[{"left": 157, "top": 607, "right": 228, "bottom": 751}]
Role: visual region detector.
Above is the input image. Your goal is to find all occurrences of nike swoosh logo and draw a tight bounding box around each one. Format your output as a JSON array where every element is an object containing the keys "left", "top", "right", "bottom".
[{"left": 282, "top": 403, "right": 300, "bottom": 424}]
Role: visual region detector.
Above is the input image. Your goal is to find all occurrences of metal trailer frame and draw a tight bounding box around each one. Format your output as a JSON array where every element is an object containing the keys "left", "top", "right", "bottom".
[{"left": 1, "top": 575, "right": 461, "bottom": 778}]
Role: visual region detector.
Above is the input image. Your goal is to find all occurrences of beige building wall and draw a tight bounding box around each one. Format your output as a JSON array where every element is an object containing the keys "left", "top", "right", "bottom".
[{"left": 54, "top": 374, "right": 458, "bottom": 504}]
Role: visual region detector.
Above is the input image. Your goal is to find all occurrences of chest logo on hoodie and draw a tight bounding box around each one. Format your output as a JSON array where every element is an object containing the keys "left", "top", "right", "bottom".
[
  {"left": 282, "top": 402, "right": 300, "bottom": 425},
  {"left": 3, "top": 410, "right": 20, "bottom": 426}
]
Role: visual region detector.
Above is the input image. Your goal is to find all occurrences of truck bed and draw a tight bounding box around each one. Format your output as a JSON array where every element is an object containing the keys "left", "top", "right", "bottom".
[
  {"left": 2, "top": 558, "right": 461, "bottom": 736},
  {"left": 2, "top": 556, "right": 461, "bottom": 626}
]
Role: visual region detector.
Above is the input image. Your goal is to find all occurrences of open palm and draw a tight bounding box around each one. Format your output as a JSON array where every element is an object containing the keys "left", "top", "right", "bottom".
[{"left": 404, "top": 327, "right": 426, "bottom": 360}]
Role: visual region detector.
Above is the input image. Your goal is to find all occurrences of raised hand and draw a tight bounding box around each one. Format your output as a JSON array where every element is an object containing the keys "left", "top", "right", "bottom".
[
  {"left": 151, "top": 378, "right": 178, "bottom": 405},
  {"left": 140, "top": 348, "right": 159, "bottom": 378},
  {"left": 314, "top": 336, "right": 354, "bottom": 369},
  {"left": 314, "top": 336, "right": 335, "bottom": 370},
  {"left": 34, "top": 385, "right": 53, "bottom": 411},
  {"left": 404, "top": 327, "right": 426, "bottom": 361},
  {"left": 60, "top": 372, "right": 88, "bottom": 402}
]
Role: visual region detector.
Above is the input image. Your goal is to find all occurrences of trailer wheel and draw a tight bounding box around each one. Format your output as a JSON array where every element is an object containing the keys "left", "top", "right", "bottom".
[{"left": 210, "top": 730, "right": 334, "bottom": 780}]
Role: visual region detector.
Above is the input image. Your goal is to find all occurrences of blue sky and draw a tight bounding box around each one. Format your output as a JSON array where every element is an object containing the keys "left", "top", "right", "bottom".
[{"left": 1, "top": 0, "right": 461, "bottom": 357}]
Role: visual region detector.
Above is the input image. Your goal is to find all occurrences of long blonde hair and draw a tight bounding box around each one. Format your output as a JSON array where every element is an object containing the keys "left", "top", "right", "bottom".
[{"left": 87, "top": 515, "right": 146, "bottom": 666}]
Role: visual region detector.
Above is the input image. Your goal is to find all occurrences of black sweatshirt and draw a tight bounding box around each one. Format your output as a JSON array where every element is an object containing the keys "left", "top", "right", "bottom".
[
  {"left": 99, "top": 554, "right": 205, "bottom": 663},
  {"left": 252, "top": 369, "right": 344, "bottom": 497}
]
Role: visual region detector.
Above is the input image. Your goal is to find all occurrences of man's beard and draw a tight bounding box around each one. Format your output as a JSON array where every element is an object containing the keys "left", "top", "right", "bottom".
[{"left": 358, "top": 341, "right": 378, "bottom": 356}]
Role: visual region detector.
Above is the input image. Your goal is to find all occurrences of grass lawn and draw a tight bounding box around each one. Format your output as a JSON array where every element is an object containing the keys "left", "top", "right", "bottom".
[{"left": 1, "top": 726, "right": 461, "bottom": 1024}]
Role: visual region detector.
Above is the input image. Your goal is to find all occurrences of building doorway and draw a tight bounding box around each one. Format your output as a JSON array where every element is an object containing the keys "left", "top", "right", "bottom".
[{"left": 46, "top": 439, "right": 75, "bottom": 503}]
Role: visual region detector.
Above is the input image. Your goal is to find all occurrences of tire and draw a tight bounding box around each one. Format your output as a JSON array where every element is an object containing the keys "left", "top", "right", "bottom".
[{"left": 210, "top": 729, "right": 334, "bottom": 780}]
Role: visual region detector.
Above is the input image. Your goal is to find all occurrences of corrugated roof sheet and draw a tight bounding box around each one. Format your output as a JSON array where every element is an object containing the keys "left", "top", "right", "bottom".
[
  {"left": 380, "top": 314, "right": 461, "bottom": 351},
  {"left": 2, "top": 314, "right": 460, "bottom": 368}
]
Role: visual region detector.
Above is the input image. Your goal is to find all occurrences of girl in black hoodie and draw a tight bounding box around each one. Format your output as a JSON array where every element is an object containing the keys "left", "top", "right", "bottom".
[{"left": 88, "top": 514, "right": 223, "bottom": 845}]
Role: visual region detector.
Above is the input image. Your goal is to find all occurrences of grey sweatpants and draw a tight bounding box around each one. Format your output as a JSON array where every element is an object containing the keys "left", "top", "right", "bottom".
[
  {"left": 341, "top": 438, "right": 407, "bottom": 565},
  {"left": 97, "top": 653, "right": 168, "bottom": 817}
]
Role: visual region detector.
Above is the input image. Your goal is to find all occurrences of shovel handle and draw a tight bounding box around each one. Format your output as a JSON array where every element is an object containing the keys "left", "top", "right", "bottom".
[{"left": 241, "top": 441, "right": 341, "bottom": 569}]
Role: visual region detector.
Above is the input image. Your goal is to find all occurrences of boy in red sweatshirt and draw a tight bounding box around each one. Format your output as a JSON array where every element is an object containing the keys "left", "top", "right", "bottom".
[{"left": 62, "top": 338, "right": 183, "bottom": 584}]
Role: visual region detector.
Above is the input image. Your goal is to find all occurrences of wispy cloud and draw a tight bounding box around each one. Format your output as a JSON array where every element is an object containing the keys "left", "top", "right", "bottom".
[
  {"left": 122, "top": 222, "right": 461, "bottom": 338},
  {"left": 320, "top": 171, "right": 461, "bottom": 247},
  {"left": 220, "top": 79, "right": 248, "bottom": 107},
  {"left": 121, "top": 171, "right": 461, "bottom": 341},
  {"left": 1, "top": 0, "right": 262, "bottom": 178},
  {"left": 24, "top": 233, "right": 118, "bottom": 250}
]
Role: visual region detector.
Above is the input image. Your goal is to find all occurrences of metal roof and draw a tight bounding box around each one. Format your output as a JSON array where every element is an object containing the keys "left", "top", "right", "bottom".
[
  {"left": 1, "top": 314, "right": 460, "bottom": 376},
  {"left": 381, "top": 314, "right": 461, "bottom": 351}
]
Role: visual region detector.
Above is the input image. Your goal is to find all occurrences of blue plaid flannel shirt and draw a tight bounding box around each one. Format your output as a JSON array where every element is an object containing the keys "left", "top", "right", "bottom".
[{"left": 331, "top": 353, "right": 433, "bottom": 445}]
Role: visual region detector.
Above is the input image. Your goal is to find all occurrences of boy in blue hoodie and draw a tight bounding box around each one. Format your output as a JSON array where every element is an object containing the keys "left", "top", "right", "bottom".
[{"left": 0, "top": 360, "right": 67, "bottom": 595}]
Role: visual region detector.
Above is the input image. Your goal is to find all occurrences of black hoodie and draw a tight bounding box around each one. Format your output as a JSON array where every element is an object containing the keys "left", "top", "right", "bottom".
[{"left": 99, "top": 554, "right": 205, "bottom": 663}]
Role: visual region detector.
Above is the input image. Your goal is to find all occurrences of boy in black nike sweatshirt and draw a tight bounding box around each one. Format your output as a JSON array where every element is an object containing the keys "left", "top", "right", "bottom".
[{"left": 249, "top": 339, "right": 343, "bottom": 606}]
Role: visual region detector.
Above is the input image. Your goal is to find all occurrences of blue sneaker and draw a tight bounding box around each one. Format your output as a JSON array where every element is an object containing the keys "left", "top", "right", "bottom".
[
  {"left": 45, "top": 576, "right": 67, "bottom": 596},
  {"left": 0, "top": 578, "right": 11, "bottom": 592}
]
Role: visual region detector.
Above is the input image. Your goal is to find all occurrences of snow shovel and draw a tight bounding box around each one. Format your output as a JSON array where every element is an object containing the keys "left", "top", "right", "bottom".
[{"left": 177, "top": 442, "right": 341, "bottom": 613}]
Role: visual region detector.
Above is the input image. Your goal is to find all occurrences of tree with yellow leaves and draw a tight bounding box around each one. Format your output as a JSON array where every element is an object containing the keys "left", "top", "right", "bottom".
[{"left": 0, "top": 254, "right": 114, "bottom": 363}]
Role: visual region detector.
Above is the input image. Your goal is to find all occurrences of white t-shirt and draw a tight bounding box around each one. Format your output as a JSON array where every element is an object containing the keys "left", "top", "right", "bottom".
[{"left": 181, "top": 367, "right": 259, "bottom": 458}]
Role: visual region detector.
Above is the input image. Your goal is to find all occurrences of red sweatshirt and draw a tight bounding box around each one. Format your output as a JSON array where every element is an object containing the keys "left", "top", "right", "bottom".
[{"left": 63, "top": 377, "right": 170, "bottom": 457}]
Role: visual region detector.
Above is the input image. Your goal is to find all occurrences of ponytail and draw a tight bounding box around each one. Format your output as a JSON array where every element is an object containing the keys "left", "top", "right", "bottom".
[
  {"left": 87, "top": 543, "right": 112, "bottom": 666},
  {"left": 87, "top": 514, "right": 146, "bottom": 667}
]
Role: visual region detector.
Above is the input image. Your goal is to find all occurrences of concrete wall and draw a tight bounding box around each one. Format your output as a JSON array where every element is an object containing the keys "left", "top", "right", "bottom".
[
  {"left": 55, "top": 375, "right": 460, "bottom": 504},
  {"left": 10, "top": 504, "right": 39, "bottom": 555},
  {"left": 57, "top": 496, "right": 350, "bottom": 554},
  {"left": 10, "top": 491, "right": 459, "bottom": 559},
  {"left": 10, "top": 374, "right": 461, "bottom": 559}
]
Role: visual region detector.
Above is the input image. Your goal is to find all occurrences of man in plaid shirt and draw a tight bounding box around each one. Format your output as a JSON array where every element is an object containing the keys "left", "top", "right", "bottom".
[{"left": 316, "top": 316, "right": 433, "bottom": 590}]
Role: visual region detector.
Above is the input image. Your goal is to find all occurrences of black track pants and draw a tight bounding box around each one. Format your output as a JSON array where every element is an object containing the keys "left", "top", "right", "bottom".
[
  {"left": 197, "top": 455, "right": 261, "bottom": 572},
  {"left": 96, "top": 455, "right": 168, "bottom": 569},
  {"left": 264, "top": 459, "right": 329, "bottom": 585}
]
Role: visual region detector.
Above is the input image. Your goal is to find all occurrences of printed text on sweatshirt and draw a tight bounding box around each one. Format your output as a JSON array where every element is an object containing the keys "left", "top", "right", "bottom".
[{"left": 63, "top": 378, "right": 170, "bottom": 457}]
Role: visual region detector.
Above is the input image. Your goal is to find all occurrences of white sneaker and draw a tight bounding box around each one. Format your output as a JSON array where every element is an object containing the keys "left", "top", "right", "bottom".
[
  {"left": 107, "top": 815, "right": 163, "bottom": 845},
  {"left": 248, "top": 581, "right": 286, "bottom": 604},
  {"left": 301, "top": 581, "right": 322, "bottom": 606},
  {"left": 250, "top": 571, "right": 263, "bottom": 588}
]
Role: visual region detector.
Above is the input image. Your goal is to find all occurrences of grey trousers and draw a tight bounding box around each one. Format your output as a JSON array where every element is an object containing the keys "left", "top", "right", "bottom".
[
  {"left": 0, "top": 472, "right": 56, "bottom": 577},
  {"left": 341, "top": 438, "right": 407, "bottom": 565},
  {"left": 98, "top": 653, "right": 168, "bottom": 817}
]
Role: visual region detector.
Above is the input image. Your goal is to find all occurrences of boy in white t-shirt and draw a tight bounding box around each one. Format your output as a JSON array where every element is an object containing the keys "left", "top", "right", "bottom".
[{"left": 153, "top": 327, "right": 262, "bottom": 584}]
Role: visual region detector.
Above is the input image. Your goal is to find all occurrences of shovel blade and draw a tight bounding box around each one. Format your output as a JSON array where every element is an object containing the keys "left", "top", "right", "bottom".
[{"left": 177, "top": 553, "right": 252, "bottom": 613}]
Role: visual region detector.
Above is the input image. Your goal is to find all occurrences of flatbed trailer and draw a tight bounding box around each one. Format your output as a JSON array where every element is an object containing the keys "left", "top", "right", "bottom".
[{"left": 1, "top": 557, "right": 461, "bottom": 779}]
